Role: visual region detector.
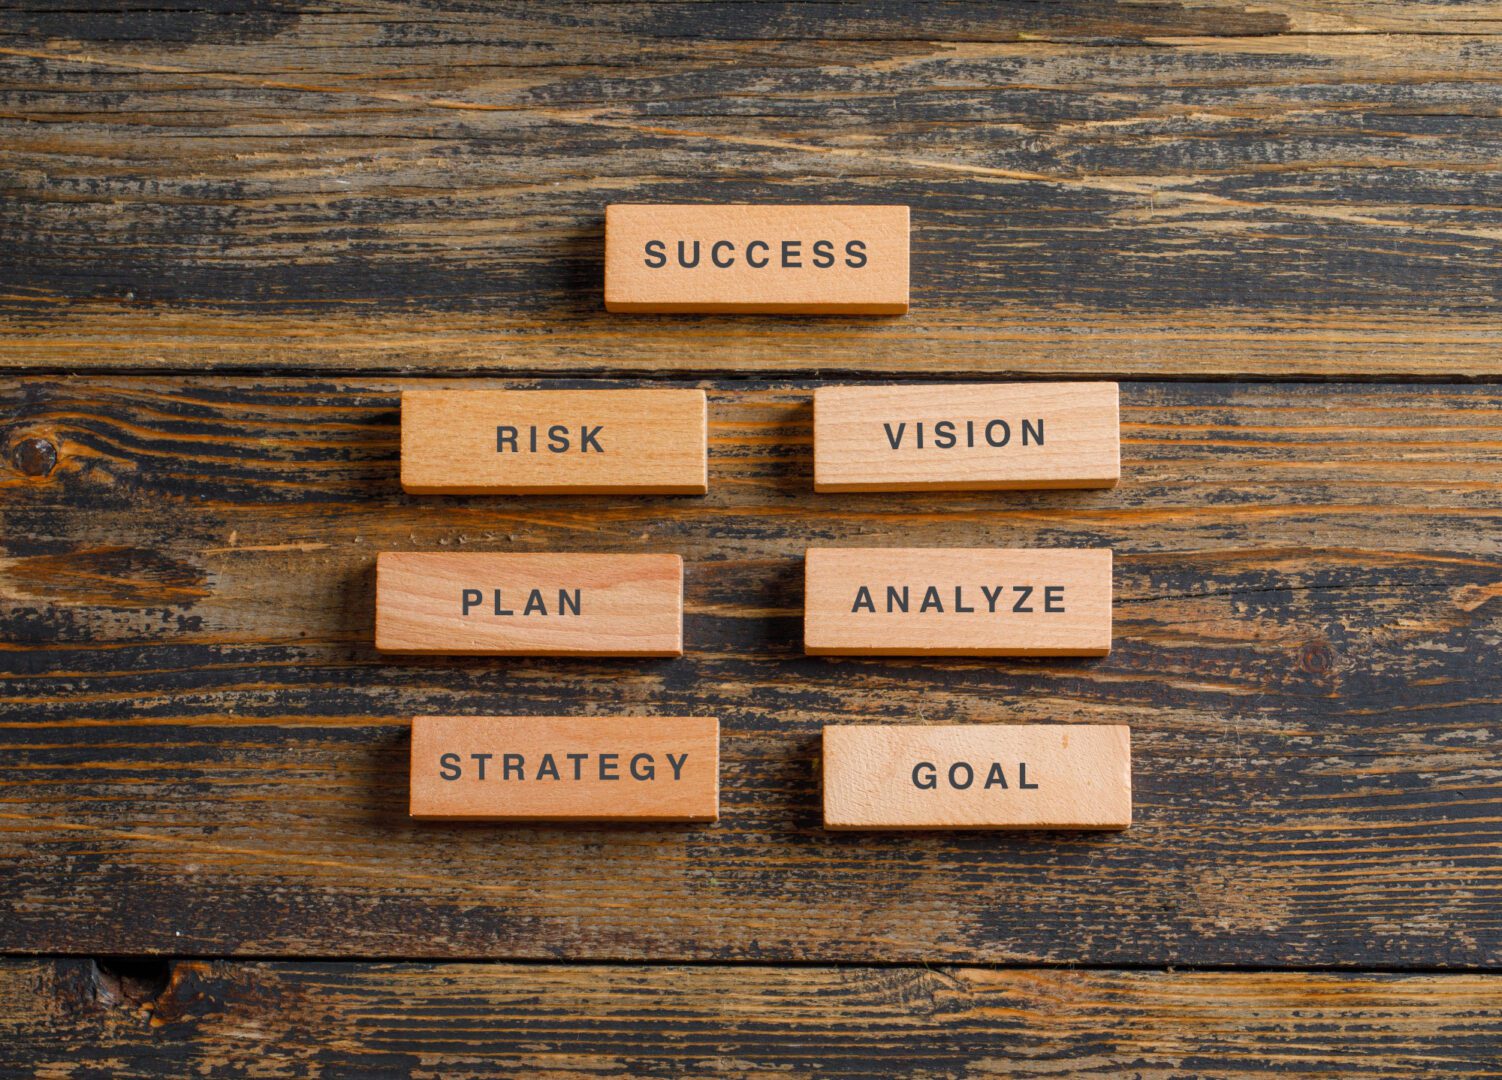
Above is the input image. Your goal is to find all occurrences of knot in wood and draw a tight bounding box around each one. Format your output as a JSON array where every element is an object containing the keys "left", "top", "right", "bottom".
[
  {"left": 1299, "top": 641, "right": 1336, "bottom": 676},
  {"left": 11, "top": 436, "right": 57, "bottom": 477}
]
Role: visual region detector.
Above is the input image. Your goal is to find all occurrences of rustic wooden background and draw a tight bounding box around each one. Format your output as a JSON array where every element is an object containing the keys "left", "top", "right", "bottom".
[{"left": 4, "top": 2, "right": 1502, "bottom": 1076}]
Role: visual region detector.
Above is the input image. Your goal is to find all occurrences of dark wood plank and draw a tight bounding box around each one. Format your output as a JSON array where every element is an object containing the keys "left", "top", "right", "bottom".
[
  {"left": 5, "top": 3, "right": 1502, "bottom": 376},
  {"left": 4, "top": 958, "right": 1500, "bottom": 1078},
  {"left": 2, "top": 376, "right": 1500, "bottom": 964}
]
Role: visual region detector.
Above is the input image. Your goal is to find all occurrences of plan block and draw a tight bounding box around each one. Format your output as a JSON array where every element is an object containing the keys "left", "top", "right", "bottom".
[{"left": 376, "top": 552, "right": 683, "bottom": 656}]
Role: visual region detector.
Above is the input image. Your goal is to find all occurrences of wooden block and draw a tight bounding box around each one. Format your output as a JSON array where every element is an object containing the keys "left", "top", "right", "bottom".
[
  {"left": 804, "top": 547, "right": 1111, "bottom": 657},
  {"left": 376, "top": 552, "right": 682, "bottom": 656},
  {"left": 604, "top": 204, "right": 909, "bottom": 314},
  {"left": 400, "top": 388, "right": 708, "bottom": 495},
  {"left": 814, "top": 382, "right": 1119, "bottom": 492},
  {"left": 410, "top": 715, "right": 719, "bottom": 822},
  {"left": 822, "top": 724, "right": 1131, "bottom": 830}
]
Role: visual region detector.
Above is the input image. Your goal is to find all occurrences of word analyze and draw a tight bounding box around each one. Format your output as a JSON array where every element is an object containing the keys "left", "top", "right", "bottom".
[{"left": 804, "top": 547, "right": 1112, "bottom": 656}]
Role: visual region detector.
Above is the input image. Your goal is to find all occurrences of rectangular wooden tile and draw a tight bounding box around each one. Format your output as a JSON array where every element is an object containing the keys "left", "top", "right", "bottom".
[
  {"left": 411, "top": 715, "right": 719, "bottom": 821},
  {"left": 814, "top": 382, "right": 1119, "bottom": 492},
  {"left": 823, "top": 724, "right": 1131, "bottom": 830},
  {"left": 605, "top": 204, "right": 909, "bottom": 314},
  {"left": 376, "top": 552, "right": 683, "bottom": 656},
  {"left": 401, "top": 388, "right": 708, "bottom": 495},
  {"left": 804, "top": 547, "right": 1111, "bottom": 656}
]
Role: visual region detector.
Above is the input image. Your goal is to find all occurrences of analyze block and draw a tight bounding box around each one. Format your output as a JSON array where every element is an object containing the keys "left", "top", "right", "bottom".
[
  {"left": 401, "top": 388, "right": 708, "bottom": 495},
  {"left": 605, "top": 204, "right": 909, "bottom": 314},
  {"left": 814, "top": 382, "right": 1119, "bottom": 492},
  {"left": 804, "top": 547, "right": 1112, "bottom": 657},
  {"left": 376, "top": 552, "right": 683, "bottom": 656},
  {"left": 411, "top": 715, "right": 720, "bottom": 821},
  {"left": 822, "top": 724, "right": 1131, "bottom": 830}
]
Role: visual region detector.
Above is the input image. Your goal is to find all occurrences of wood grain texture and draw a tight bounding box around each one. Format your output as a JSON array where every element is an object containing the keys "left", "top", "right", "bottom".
[
  {"left": 401, "top": 388, "right": 707, "bottom": 495},
  {"left": 4, "top": 959, "right": 1501, "bottom": 1079},
  {"left": 822, "top": 724, "right": 1132, "bottom": 831},
  {"left": 814, "top": 382, "right": 1119, "bottom": 492},
  {"left": 2, "top": 375, "right": 1501, "bottom": 965},
  {"left": 5, "top": 3, "right": 1502, "bottom": 375},
  {"left": 5, "top": 4, "right": 1498, "bottom": 1071}
]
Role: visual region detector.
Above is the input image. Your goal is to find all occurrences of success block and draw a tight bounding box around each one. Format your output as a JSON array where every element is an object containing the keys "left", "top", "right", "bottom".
[
  {"left": 814, "top": 382, "right": 1119, "bottom": 492},
  {"left": 804, "top": 547, "right": 1112, "bottom": 657},
  {"left": 401, "top": 388, "right": 708, "bottom": 495},
  {"left": 605, "top": 204, "right": 909, "bottom": 314},
  {"left": 411, "top": 715, "right": 720, "bottom": 822},
  {"left": 376, "top": 552, "right": 683, "bottom": 656},
  {"left": 822, "top": 724, "right": 1131, "bottom": 830}
]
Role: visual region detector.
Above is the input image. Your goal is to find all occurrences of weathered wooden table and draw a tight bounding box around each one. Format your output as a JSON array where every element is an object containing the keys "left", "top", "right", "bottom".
[{"left": 4, "top": 4, "right": 1501, "bottom": 1075}]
